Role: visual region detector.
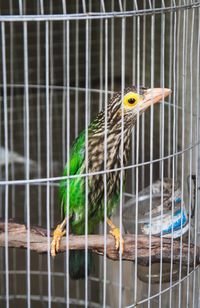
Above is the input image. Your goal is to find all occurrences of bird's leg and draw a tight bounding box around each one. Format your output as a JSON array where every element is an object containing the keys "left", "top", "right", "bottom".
[
  {"left": 107, "top": 218, "right": 124, "bottom": 254},
  {"left": 51, "top": 218, "right": 67, "bottom": 257}
]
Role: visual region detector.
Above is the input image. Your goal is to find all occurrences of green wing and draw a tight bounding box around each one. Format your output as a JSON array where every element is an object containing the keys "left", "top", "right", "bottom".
[
  {"left": 59, "top": 127, "right": 121, "bottom": 234},
  {"left": 59, "top": 131, "right": 86, "bottom": 221}
]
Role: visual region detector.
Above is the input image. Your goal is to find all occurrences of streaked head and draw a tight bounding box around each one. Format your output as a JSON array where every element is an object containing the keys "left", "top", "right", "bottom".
[{"left": 109, "top": 86, "right": 171, "bottom": 128}]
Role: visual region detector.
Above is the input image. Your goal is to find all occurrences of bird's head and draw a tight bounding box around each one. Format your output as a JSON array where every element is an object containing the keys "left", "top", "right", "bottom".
[
  {"left": 88, "top": 86, "right": 171, "bottom": 169},
  {"left": 108, "top": 86, "right": 172, "bottom": 130}
]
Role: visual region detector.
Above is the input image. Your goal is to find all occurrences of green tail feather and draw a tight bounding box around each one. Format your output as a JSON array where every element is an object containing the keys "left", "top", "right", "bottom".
[{"left": 69, "top": 250, "right": 94, "bottom": 280}]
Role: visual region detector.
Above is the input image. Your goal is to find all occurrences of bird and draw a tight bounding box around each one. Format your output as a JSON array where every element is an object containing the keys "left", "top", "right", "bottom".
[{"left": 51, "top": 86, "right": 171, "bottom": 279}]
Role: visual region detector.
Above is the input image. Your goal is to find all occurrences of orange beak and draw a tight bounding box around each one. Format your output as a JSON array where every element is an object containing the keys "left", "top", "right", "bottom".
[{"left": 140, "top": 88, "right": 172, "bottom": 111}]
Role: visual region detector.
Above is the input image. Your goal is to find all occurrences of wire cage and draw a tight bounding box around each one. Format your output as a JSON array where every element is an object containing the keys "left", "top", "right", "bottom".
[{"left": 0, "top": 0, "right": 200, "bottom": 307}]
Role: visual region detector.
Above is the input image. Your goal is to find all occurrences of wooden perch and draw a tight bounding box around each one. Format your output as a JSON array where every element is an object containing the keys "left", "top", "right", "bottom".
[{"left": 0, "top": 220, "right": 199, "bottom": 267}]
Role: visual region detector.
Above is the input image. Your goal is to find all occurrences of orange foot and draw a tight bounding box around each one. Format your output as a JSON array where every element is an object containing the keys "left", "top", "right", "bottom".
[
  {"left": 51, "top": 219, "right": 66, "bottom": 257},
  {"left": 107, "top": 218, "right": 124, "bottom": 254}
]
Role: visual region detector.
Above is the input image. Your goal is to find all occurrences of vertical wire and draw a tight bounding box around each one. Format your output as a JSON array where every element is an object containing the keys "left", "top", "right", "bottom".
[
  {"left": 134, "top": 11, "right": 140, "bottom": 306},
  {"left": 20, "top": 1, "right": 31, "bottom": 308},
  {"left": 45, "top": 21, "right": 51, "bottom": 308},
  {"left": 81, "top": 0, "right": 86, "bottom": 15},
  {"left": 103, "top": 15, "right": 108, "bottom": 308},
  {"left": 159, "top": 20, "right": 162, "bottom": 180},
  {"left": 86, "top": 8, "right": 92, "bottom": 298},
  {"left": 168, "top": 0, "right": 173, "bottom": 178},
  {"left": 88, "top": 1, "right": 92, "bottom": 126},
  {"left": 169, "top": 4, "right": 177, "bottom": 307},
  {"left": 0, "top": 3, "right": 2, "bottom": 220},
  {"left": 192, "top": 8, "right": 200, "bottom": 308},
  {"left": 178, "top": 7, "right": 186, "bottom": 308},
  {"left": 119, "top": 13, "right": 125, "bottom": 308},
  {"left": 147, "top": 9, "right": 155, "bottom": 308},
  {"left": 82, "top": 3, "right": 88, "bottom": 307},
  {"left": 0, "top": 0, "right": 3, "bottom": 294},
  {"left": 141, "top": 0, "right": 146, "bottom": 190},
  {"left": 9, "top": 0, "right": 15, "bottom": 218},
  {"left": 62, "top": 1, "right": 67, "bottom": 167},
  {"left": 37, "top": 0, "right": 43, "bottom": 227},
  {"left": 158, "top": 7, "right": 165, "bottom": 308},
  {"left": 49, "top": 0, "right": 54, "bottom": 233},
  {"left": 184, "top": 0, "right": 189, "bottom": 195},
  {"left": 61, "top": 1, "right": 69, "bottom": 304},
  {"left": 75, "top": 0, "right": 79, "bottom": 137},
  {"left": 131, "top": 0, "right": 136, "bottom": 201},
  {"left": 99, "top": 2, "right": 104, "bottom": 302},
  {"left": 9, "top": 0, "right": 18, "bottom": 301},
  {"left": 142, "top": 0, "right": 146, "bottom": 87},
  {"left": 131, "top": 1, "right": 136, "bottom": 300},
  {"left": 40, "top": 0, "right": 44, "bottom": 14},
  {"left": 99, "top": 3, "right": 103, "bottom": 112},
  {"left": 118, "top": 0, "right": 123, "bottom": 12},
  {"left": 111, "top": 0, "right": 114, "bottom": 94},
  {"left": 19, "top": 1, "right": 25, "bottom": 305},
  {"left": 84, "top": 13, "right": 89, "bottom": 308},
  {"left": 186, "top": 7, "right": 195, "bottom": 307},
  {"left": 175, "top": 1, "right": 181, "bottom": 180},
  {"left": 148, "top": 0, "right": 152, "bottom": 9},
  {"left": 183, "top": 2, "right": 189, "bottom": 304},
  {"left": 9, "top": 0, "right": 17, "bottom": 301},
  {"left": 36, "top": 0, "right": 43, "bottom": 302},
  {"left": 65, "top": 17, "right": 70, "bottom": 308},
  {"left": 49, "top": 1, "right": 55, "bottom": 300},
  {"left": 18, "top": 0, "right": 22, "bottom": 14},
  {"left": 2, "top": 21, "right": 10, "bottom": 308},
  {"left": 23, "top": 20, "right": 31, "bottom": 308}
]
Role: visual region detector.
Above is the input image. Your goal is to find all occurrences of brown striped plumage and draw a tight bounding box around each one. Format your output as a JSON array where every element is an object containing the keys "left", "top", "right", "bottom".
[{"left": 86, "top": 86, "right": 145, "bottom": 221}]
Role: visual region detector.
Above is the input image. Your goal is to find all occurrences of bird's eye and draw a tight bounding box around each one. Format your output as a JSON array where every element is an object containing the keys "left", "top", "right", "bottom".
[{"left": 123, "top": 92, "right": 140, "bottom": 108}]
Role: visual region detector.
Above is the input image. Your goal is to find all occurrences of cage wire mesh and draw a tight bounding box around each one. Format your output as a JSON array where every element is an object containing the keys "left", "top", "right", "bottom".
[{"left": 0, "top": 0, "right": 200, "bottom": 307}]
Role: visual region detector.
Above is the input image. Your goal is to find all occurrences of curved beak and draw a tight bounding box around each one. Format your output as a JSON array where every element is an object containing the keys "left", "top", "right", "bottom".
[{"left": 140, "top": 88, "right": 172, "bottom": 111}]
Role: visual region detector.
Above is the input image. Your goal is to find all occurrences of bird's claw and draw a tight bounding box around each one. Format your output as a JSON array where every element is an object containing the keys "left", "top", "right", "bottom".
[
  {"left": 109, "top": 227, "right": 124, "bottom": 254},
  {"left": 51, "top": 224, "right": 66, "bottom": 257}
]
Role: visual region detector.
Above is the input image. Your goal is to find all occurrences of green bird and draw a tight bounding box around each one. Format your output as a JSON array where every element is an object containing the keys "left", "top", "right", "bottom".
[{"left": 51, "top": 86, "right": 171, "bottom": 279}]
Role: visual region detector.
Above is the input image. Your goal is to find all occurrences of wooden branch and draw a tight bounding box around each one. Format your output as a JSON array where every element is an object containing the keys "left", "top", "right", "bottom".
[{"left": 0, "top": 220, "right": 199, "bottom": 267}]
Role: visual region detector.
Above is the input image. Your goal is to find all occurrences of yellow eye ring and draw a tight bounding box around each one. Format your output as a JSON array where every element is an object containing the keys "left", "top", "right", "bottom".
[{"left": 123, "top": 92, "right": 140, "bottom": 108}]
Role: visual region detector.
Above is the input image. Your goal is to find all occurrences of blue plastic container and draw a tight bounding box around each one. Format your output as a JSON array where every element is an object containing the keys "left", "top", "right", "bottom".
[{"left": 123, "top": 179, "right": 189, "bottom": 238}]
